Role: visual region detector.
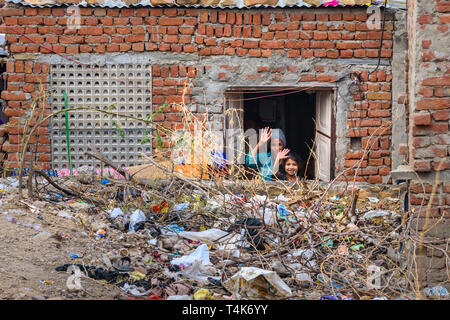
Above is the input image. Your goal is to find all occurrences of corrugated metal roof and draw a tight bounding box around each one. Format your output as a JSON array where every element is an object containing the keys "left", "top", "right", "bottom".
[{"left": 4, "top": 0, "right": 406, "bottom": 9}]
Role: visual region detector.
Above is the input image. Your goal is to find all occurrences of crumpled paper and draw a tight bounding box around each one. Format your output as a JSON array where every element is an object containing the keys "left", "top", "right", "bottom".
[{"left": 224, "top": 267, "right": 292, "bottom": 299}]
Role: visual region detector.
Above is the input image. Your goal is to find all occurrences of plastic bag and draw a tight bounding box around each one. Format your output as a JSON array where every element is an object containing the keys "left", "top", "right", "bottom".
[
  {"left": 296, "top": 272, "right": 313, "bottom": 282},
  {"left": 178, "top": 228, "right": 230, "bottom": 244},
  {"left": 423, "top": 286, "right": 448, "bottom": 298},
  {"left": 173, "top": 202, "right": 189, "bottom": 211},
  {"left": 108, "top": 208, "right": 124, "bottom": 218},
  {"left": 167, "top": 295, "right": 192, "bottom": 300},
  {"left": 129, "top": 209, "right": 146, "bottom": 232},
  {"left": 170, "top": 244, "right": 219, "bottom": 281},
  {"left": 292, "top": 249, "right": 315, "bottom": 260},
  {"left": 224, "top": 267, "right": 292, "bottom": 299},
  {"left": 58, "top": 211, "right": 73, "bottom": 219},
  {"left": 362, "top": 210, "right": 400, "bottom": 220},
  {"left": 171, "top": 243, "right": 212, "bottom": 267}
]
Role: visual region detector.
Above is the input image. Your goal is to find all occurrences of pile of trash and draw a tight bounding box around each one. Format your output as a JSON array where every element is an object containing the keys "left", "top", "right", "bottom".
[{"left": 0, "top": 164, "right": 447, "bottom": 301}]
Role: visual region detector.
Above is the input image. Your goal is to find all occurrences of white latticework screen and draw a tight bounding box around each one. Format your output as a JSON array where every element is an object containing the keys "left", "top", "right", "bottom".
[{"left": 50, "top": 64, "right": 152, "bottom": 169}]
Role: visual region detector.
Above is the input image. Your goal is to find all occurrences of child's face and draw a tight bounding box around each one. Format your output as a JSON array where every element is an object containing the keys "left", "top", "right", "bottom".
[
  {"left": 284, "top": 159, "right": 299, "bottom": 176},
  {"left": 271, "top": 138, "right": 284, "bottom": 152}
]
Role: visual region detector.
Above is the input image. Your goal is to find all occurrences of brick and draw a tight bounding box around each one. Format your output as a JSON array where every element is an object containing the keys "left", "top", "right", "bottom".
[
  {"left": 93, "top": 44, "right": 105, "bottom": 53},
  {"left": 419, "top": 88, "right": 434, "bottom": 98},
  {"left": 125, "top": 34, "right": 145, "bottom": 42},
  {"left": 85, "top": 35, "right": 109, "bottom": 44},
  {"left": 413, "top": 112, "right": 432, "bottom": 126},
  {"left": 243, "top": 40, "right": 259, "bottom": 49},
  {"left": 106, "top": 44, "right": 120, "bottom": 52},
  {"left": 59, "top": 36, "right": 84, "bottom": 44},
  {"left": 260, "top": 40, "right": 284, "bottom": 49},
  {"left": 66, "top": 46, "right": 79, "bottom": 54},
  {"left": 116, "top": 27, "right": 131, "bottom": 34},
  {"left": 369, "top": 158, "right": 383, "bottom": 166},
  {"left": 345, "top": 159, "right": 367, "bottom": 168},
  {"left": 119, "top": 43, "right": 131, "bottom": 52},
  {"left": 159, "top": 17, "right": 184, "bottom": 26},
  {"left": 79, "top": 45, "right": 92, "bottom": 53},
  {"left": 136, "top": 8, "right": 149, "bottom": 17},
  {"left": 368, "top": 175, "right": 382, "bottom": 184},
  {"left": 422, "top": 76, "right": 450, "bottom": 86},
  {"left": 418, "top": 14, "right": 432, "bottom": 24},
  {"left": 366, "top": 92, "right": 391, "bottom": 100},
  {"left": 432, "top": 110, "right": 449, "bottom": 121},
  {"left": 310, "top": 41, "right": 334, "bottom": 49},
  {"left": 78, "top": 27, "right": 103, "bottom": 35},
  {"left": 417, "top": 98, "right": 450, "bottom": 110},
  {"left": 18, "top": 17, "right": 43, "bottom": 25},
  {"left": 414, "top": 160, "right": 431, "bottom": 172},
  {"left": 132, "top": 26, "right": 146, "bottom": 34},
  {"left": 129, "top": 17, "right": 143, "bottom": 25},
  {"left": 93, "top": 8, "right": 106, "bottom": 16},
  {"left": 368, "top": 110, "right": 390, "bottom": 117},
  {"left": 1, "top": 91, "right": 26, "bottom": 101},
  {"left": 0, "top": 8, "right": 24, "bottom": 16},
  {"left": 248, "top": 49, "right": 261, "bottom": 57},
  {"left": 113, "top": 17, "right": 129, "bottom": 25}
]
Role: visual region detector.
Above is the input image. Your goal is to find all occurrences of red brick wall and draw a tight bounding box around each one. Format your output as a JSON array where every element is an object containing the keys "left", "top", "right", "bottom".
[
  {"left": 407, "top": 0, "right": 449, "bottom": 289},
  {"left": 0, "top": 6, "right": 395, "bottom": 181},
  {"left": 409, "top": 0, "right": 449, "bottom": 209}
]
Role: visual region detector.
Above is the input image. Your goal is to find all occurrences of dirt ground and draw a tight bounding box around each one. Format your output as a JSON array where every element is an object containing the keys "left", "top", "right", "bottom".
[{"left": 0, "top": 191, "right": 127, "bottom": 300}]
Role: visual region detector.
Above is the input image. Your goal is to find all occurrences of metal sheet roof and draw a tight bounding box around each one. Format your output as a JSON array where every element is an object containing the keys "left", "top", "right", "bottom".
[{"left": 4, "top": 0, "right": 406, "bottom": 9}]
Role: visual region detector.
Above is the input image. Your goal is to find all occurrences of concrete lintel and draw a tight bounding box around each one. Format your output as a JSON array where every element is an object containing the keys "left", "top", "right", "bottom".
[
  {"left": 391, "top": 165, "right": 417, "bottom": 181},
  {"left": 391, "top": 9, "right": 408, "bottom": 170}
]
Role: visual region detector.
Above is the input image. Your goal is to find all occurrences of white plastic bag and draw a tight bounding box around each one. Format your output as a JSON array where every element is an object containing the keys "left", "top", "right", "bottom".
[
  {"left": 58, "top": 211, "right": 73, "bottom": 219},
  {"left": 178, "top": 228, "right": 230, "bottom": 244},
  {"left": 167, "top": 295, "right": 192, "bottom": 300},
  {"left": 108, "top": 207, "right": 124, "bottom": 218},
  {"left": 224, "top": 267, "right": 292, "bottom": 299},
  {"left": 363, "top": 210, "right": 400, "bottom": 220},
  {"left": 171, "top": 243, "right": 212, "bottom": 267},
  {"left": 129, "top": 209, "right": 146, "bottom": 232},
  {"left": 170, "top": 244, "right": 219, "bottom": 281}
]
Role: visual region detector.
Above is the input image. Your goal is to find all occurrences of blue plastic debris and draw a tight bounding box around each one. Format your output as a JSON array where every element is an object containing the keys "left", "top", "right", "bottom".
[
  {"left": 320, "top": 295, "right": 339, "bottom": 300},
  {"left": 423, "top": 286, "right": 449, "bottom": 298},
  {"left": 173, "top": 202, "right": 189, "bottom": 211},
  {"left": 278, "top": 204, "right": 297, "bottom": 222},
  {"left": 69, "top": 253, "right": 79, "bottom": 259},
  {"left": 321, "top": 295, "right": 352, "bottom": 300},
  {"left": 12, "top": 168, "right": 58, "bottom": 177},
  {"left": 210, "top": 151, "right": 227, "bottom": 169},
  {"left": 317, "top": 273, "right": 342, "bottom": 288},
  {"left": 101, "top": 179, "right": 110, "bottom": 185},
  {"left": 162, "top": 224, "right": 185, "bottom": 233}
]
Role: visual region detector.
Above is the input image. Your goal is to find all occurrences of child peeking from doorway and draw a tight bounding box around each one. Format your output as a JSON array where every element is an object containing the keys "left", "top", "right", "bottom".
[
  {"left": 277, "top": 151, "right": 303, "bottom": 181},
  {"left": 245, "top": 127, "right": 290, "bottom": 181}
]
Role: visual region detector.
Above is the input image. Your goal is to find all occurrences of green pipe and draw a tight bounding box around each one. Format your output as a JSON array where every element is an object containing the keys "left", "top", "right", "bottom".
[{"left": 63, "top": 90, "right": 73, "bottom": 175}]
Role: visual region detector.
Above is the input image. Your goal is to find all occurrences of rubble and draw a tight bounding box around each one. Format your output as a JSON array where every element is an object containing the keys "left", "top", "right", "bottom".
[{"left": 0, "top": 160, "right": 445, "bottom": 301}]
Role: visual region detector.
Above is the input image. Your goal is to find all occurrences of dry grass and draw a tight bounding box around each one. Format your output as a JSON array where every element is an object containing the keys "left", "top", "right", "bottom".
[{"left": 0, "top": 84, "right": 447, "bottom": 300}]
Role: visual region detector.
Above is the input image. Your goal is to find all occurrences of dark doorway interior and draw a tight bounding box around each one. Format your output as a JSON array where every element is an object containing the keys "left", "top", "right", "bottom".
[
  {"left": 243, "top": 89, "right": 316, "bottom": 179},
  {"left": 0, "top": 63, "right": 7, "bottom": 125}
]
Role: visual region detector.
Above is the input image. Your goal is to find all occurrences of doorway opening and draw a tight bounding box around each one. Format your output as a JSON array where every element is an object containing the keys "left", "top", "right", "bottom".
[
  {"left": 0, "top": 62, "right": 7, "bottom": 125},
  {"left": 226, "top": 87, "right": 335, "bottom": 181},
  {"left": 243, "top": 90, "right": 316, "bottom": 179}
]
